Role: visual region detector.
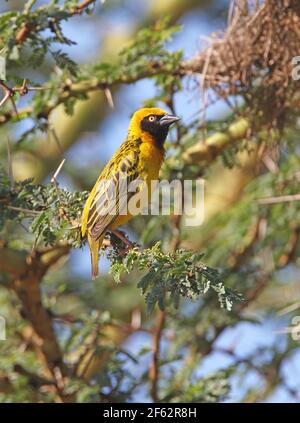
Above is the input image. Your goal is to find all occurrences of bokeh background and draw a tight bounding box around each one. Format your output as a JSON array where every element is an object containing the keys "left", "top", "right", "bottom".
[{"left": 1, "top": 0, "right": 300, "bottom": 403}]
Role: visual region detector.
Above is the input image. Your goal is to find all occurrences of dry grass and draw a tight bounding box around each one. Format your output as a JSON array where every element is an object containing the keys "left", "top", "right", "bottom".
[{"left": 183, "top": 0, "right": 300, "bottom": 129}]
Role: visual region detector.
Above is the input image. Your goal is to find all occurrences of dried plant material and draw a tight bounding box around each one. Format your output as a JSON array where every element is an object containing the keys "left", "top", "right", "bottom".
[{"left": 183, "top": 0, "right": 300, "bottom": 128}]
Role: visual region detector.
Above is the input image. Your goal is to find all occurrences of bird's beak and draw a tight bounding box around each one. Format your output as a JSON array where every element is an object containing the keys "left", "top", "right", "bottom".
[{"left": 159, "top": 114, "right": 181, "bottom": 127}]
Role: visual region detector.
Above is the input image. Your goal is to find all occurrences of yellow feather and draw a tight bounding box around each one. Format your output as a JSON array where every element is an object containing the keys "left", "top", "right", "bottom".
[
  {"left": 88, "top": 233, "right": 104, "bottom": 280},
  {"left": 81, "top": 107, "right": 173, "bottom": 279}
]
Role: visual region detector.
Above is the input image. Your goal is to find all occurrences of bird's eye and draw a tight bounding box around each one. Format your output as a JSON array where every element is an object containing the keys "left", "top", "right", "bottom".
[{"left": 148, "top": 116, "right": 155, "bottom": 122}]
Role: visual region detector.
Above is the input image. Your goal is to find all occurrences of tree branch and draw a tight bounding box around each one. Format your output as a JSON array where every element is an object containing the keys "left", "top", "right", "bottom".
[
  {"left": 0, "top": 62, "right": 183, "bottom": 126},
  {"left": 0, "top": 245, "right": 72, "bottom": 402},
  {"left": 149, "top": 310, "right": 166, "bottom": 402},
  {"left": 15, "top": 0, "right": 98, "bottom": 45},
  {"left": 182, "top": 118, "right": 250, "bottom": 165}
]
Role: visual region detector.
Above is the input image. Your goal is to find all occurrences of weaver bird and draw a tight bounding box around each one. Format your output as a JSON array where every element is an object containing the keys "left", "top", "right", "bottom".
[{"left": 81, "top": 107, "right": 180, "bottom": 279}]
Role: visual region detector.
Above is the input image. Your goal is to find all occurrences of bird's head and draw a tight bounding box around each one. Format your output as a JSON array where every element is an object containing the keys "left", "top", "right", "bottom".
[{"left": 128, "top": 107, "right": 180, "bottom": 147}]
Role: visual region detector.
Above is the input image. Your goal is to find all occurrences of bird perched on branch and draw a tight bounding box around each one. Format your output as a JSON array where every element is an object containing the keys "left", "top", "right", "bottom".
[{"left": 81, "top": 107, "right": 180, "bottom": 279}]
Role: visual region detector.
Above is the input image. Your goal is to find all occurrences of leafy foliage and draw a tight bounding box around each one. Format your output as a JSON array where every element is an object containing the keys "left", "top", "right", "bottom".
[
  {"left": 110, "top": 243, "right": 242, "bottom": 313},
  {"left": 0, "top": 168, "right": 87, "bottom": 247},
  {"left": 0, "top": 8, "right": 183, "bottom": 133},
  {"left": 164, "top": 371, "right": 231, "bottom": 403},
  {"left": 0, "top": 167, "right": 240, "bottom": 314}
]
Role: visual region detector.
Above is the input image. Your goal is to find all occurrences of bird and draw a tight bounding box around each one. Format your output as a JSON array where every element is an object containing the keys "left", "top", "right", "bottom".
[{"left": 81, "top": 107, "right": 180, "bottom": 279}]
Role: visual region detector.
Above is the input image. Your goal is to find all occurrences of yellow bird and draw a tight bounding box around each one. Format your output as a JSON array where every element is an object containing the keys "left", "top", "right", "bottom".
[{"left": 81, "top": 107, "right": 180, "bottom": 279}]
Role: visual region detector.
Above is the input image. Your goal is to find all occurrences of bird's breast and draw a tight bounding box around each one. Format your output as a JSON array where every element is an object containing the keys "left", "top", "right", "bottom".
[{"left": 139, "top": 142, "right": 164, "bottom": 182}]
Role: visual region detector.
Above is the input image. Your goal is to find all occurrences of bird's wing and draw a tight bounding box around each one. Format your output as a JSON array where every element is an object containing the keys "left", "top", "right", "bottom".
[{"left": 87, "top": 142, "right": 145, "bottom": 241}]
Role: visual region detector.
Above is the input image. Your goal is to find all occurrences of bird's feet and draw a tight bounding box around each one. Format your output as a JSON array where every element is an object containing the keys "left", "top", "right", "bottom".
[{"left": 110, "top": 230, "right": 135, "bottom": 253}]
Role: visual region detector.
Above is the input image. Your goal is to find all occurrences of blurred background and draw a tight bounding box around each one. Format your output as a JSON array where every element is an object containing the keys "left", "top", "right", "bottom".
[{"left": 0, "top": 0, "right": 300, "bottom": 403}]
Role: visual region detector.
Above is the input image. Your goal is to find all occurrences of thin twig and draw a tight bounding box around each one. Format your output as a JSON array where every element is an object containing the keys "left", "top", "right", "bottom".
[
  {"left": 278, "top": 227, "right": 300, "bottom": 268},
  {"left": 72, "top": 0, "right": 97, "bottom": 14},
  {"left": 0, "top": 79, "right": 46, "bottom": 113},
  {"left": 0, "top": 62, "right": 183, "bottom": 125},
  {"left": 149, "top": 310, "right": 166, "bottom": 402},
  {"left": 0, "top": 80, "right": 13, "bottom": 107},
  {"left": 6, "top": 205, "right": 41, "bottom": 215},
  {"left": 6, "top": 137, "right": 15, "bottom": 190},
  {"left": 258, "top": 194, "right": 300, "bottom": 205},
  {"left": 149, "top": 206, "right": 183, "bottom": 402},
  {"left": 51, "top": 158, "right": 66, "bottom": 203}
]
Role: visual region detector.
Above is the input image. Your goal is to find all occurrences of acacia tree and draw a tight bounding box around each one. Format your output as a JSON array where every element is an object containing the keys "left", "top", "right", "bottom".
[{"left": 0, "top": 0, "right": 300, "bottom": 403}]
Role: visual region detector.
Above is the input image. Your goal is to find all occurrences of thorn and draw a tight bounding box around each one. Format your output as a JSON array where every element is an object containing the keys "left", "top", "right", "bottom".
[
  {"left": 0, "top": 91, "right": 10, "bottom": 107},
  {"left": 51, "top": 158, "right": 66, "bottom": 204},
  {"left": 49, "top": 124, "right": 63, "bottom": 155},
  {"left": 104, "top": 87, "right": 114, "bottom": 109},
  {"left": 51, "top": 158, "right": 66, "bottom": 184},
  {"left": 0, "top": 79, "right": 13, "bottom": 108}
]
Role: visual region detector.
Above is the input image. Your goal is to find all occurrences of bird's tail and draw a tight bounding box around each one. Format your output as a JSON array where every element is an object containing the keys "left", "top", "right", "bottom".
[{"left": 88, "top": 233, "right": 105, "bottom": 280}]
